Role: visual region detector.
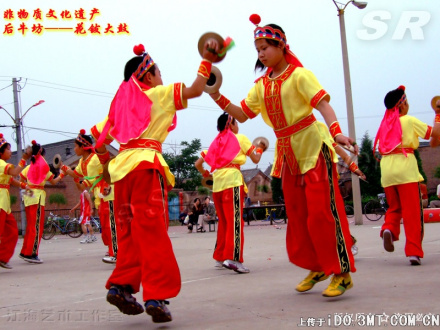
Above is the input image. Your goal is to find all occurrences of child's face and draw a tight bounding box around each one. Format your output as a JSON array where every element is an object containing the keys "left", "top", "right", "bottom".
[
  {"left": 74, "top": 143, "right": 84, "bottom": 156},
  {"left": 149, "top": 65, "right": 163, "bottom": 87},
  {"left": 399, "top": 97, "right": 409, "bottom": 116},
  {"left": 255, "top": 39, "right": 284, "bottom": 69},
  {"left": 0, "top": 145, "right": 11, "bottom": 161}
]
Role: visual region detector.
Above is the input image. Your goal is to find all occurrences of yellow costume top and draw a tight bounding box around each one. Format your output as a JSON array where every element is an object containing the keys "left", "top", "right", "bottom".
[
  {"left": 0, "top": 159, "right": 13, "bottom": 213},
  {"left": 20, "top": 165, "right": 54, "bottom": 207},
  {"left": 92, "top": 82, "right": 186, "bottom": 187},
  {"left": 73, "top": 153, "right": 102, "bottom": 208},
  {"left": 380, "top": 115, "right": 431, "bottom": 187},
  {"left": 202, "top": 133, "right": 254, "bottom": 193},
  {"left": 241, "top": 65, "right": 337, "bottom": 178}
]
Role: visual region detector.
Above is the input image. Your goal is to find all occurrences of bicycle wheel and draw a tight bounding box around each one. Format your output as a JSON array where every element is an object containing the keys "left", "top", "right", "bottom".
[
  {"left": 91, "top": 218, "right": 101, "bottom": 234},
  {"left": 345, "top": 205, "right": 355, "bottom": 218},
  {"left": 272, "top": 208, "right": 285, "bottom": 224},
  {"left": 364, "top": 200, "right": 384, "bottom": 221},
  {"left": 66, "top": 220, "right": 83, "bottom": 238},
  {"left": 42, "top": 222, "right": 56, "bottom": 240}
]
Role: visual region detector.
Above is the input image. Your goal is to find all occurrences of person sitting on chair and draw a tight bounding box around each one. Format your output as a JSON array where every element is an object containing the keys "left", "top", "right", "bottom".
[{"left": 197, "top": 197, "right": 216, "bottom": 232}]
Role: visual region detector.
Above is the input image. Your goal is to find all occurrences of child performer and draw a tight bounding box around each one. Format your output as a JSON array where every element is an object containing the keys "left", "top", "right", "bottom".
[
  {"left": 70, "top": 184, "right": 96, "bottom": 244},
  {"left": 0, "top": 134, "right": 30, "bottom": 269},
  {"left": 209, "top": 14, "right": 357, "bottom": 297},
  {"left": 195, "top": 113, "right": 264, "bottom": 273},
  {"left": 19, "top": 140, "right": 65, "bottom": 264},
  {"left": 374, "top": 86, "right": 440, "bottom": 265},
  {"left": 98, "top": 181, "right": 117, "bottom": 264},
  {"left": 61, "top": 129, "right": 103, "bottom": 218},
  {"left": 91, "top": 39, "right": 220, "bottom": 323}
]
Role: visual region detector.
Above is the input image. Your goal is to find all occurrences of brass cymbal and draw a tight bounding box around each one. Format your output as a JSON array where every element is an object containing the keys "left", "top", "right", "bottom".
[
  {"left": 252, "top": 137, "right": 269, "bottom": 151},
  {"left": 198, "top": 32, "right": 226, "bottom": 63},
  {"left": 204, "top": 66, "right": 222, "bottom": 94}
]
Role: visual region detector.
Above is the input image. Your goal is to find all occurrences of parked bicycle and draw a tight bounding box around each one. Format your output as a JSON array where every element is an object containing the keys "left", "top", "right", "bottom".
[
  {"left": 345, "top": 204, "right": 354, "bottom": 218},
  {"left": 69, "top": 215, "right": 101, "bottom": 235},
  {"left": 42, "top": 212, "right": 82, "bottom": 240},
  {"left": 364, "top": 193, "right": 388, "bottom": 221}
]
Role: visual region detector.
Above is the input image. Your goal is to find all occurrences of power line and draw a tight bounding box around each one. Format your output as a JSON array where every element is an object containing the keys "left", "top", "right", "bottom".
[{"left": 26, "top": 83, "right": 114, "bottom": 98}]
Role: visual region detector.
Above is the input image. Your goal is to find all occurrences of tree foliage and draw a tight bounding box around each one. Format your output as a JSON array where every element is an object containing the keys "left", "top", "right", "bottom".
[
  {"left": 358, "top": 132, "right": 382, "bottom": 198},
  {"left": 414, "top": 149, "right": 427, "bottom": 183},
  {"left": 271, "top": 177, "right": 284, "bottom": 203},
  {"left": 48, "top": 193, "right": 67, "bottom": 208},
  {"left": 163, "top": 139, "right": 202, "bottom": 191}
]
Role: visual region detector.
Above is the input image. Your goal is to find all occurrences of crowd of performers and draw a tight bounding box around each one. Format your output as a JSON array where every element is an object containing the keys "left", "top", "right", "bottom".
[{"left": 1, "top": 13, "right": 440, "bottom": 324}]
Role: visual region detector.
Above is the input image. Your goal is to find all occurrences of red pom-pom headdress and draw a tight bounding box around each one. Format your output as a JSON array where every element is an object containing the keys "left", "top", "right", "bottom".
[
  {"left": 250, "top": 13, "right": 287, "bottom": 45},
  {"left": 133, "top": 44, "right": 155, "bottom": 81},
  {"left": 76, "top": 129, "right": 94, "bottom": 150},
  {"left": 249, "top": 14, "right": 303, "bottom": 69},
  {"left": 31, "top": 140, "right": 37, "bottom": 145},
  {"left": 0, "top": 133, "right": 7, "bottom": 149}
]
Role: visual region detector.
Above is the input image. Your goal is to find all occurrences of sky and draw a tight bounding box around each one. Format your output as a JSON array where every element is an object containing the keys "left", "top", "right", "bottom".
[{"left": 1, "top": 0, "right": 438, "bottom": 171}]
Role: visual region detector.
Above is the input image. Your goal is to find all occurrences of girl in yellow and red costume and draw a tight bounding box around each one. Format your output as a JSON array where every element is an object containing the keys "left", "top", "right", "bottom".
[
  {"left": 92, "top": 40, "right": 220, "bottom": 323},
  {"left": 195, "top": 113, "right": 264, "bottom": 273},
  {"left": 61, "top": 130, "right": 103, "bottom": 216},
  {"left": 0, "top": 134, "right": 31, "bottom": 269},
  {"left": 374, "top": 86, "right": 440, "bottom": 266},
  {"left": 19, "top": 140, "right": 65, "bottom": 264},
  {"left": 209, "top": 14, "right": 357, "bottom": 297}
]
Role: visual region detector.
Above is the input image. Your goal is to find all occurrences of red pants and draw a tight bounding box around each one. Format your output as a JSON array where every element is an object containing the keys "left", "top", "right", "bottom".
[
  {"left": 0, "top": 209, "right": 18, "bottom": 263},
  {"left": 105, "top": 169, "right": 181, "bottom": 301},
  {"left": 284, "top": 145, "right": 356, "bottom": 275},
  {"left": 213, "top": 186, "right": 245, "bottom": 263},
  {"left": 21, "top": 204, "right": 45, "bottom": 257},
  {"left": 99, "top": 200, "right": 118, "bottom": 257},
  {"left": 381, "top": 182, "right": 424, "bottom": 257}
]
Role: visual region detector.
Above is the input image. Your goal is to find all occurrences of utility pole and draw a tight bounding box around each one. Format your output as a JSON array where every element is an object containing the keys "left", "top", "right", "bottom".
[{"left": 12, "top": 78, "right": 27, "bottom": 233}]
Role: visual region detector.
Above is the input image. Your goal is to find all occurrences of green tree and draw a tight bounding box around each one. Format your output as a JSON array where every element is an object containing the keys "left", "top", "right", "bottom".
[
  {"left": 414, "top": 149, "right": 427, "bottom": 183},
  {"left": 358, "top": 132, "right": 382, "bottom": 198},
  {"left": 163, "top": 139, "right": 202, "bottom": 191},
  {"left": 48, "top": 193, "right": 67, "bottom": 209}
]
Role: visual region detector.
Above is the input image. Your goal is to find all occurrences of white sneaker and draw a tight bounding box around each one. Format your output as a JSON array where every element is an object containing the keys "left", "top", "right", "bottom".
[
  {"left": 80, "top": 236, "right": 89, "bottom": 244},
  {"left": 90, "top": 235, "right": 97, "bottom": 242},
  {"left": 223, "top": 260, "right": 250, "bottom": 274},
  {"left": 351, "top": 245, "right": 358, "bottom": 256},
  {"left": 214, "top": 260, "right": 224, "bottom": 269},
  {"left": 102, "top": 256, "right": 117, "bottom": 264},
  {"left": 409, "top": 256, "right": 421, "bottom": 266},
  {"left": 0, "top": 261, "right": 13, "bottom": 269},
  {"left": 383, "top": 229, "right": 394, "bottom": 252}
]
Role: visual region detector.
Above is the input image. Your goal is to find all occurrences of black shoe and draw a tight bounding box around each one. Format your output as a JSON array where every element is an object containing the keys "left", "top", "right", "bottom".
[
  {"left": 19, "top": 253, "right": 43, "bottom": 264},
  {"left": 145, "top": 300, "right": 172, "bottom": 323},
  {"left": 188, "top": 224, "right": 193, "bottom": 231},
  {"left": 107, "top": 285, "right": 144, "bottom": 315}
]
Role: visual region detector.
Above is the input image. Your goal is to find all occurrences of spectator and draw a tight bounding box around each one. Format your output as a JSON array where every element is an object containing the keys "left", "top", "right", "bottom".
[
  {"left": 420, "top": 183, "right": 428, "bottom": 208},
  {"left": 187, "top": 198, "right": 203, "bottom": 233},
  {"left": 429, "top": 184, "right": 440, "bottom": 208},
  {"left": 197, "top": 197, "right": 216, "bottom": 232}
]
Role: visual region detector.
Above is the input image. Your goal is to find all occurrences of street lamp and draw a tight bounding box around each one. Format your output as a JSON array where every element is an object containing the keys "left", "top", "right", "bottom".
[
  {"left": 0, "top": 79, "right": 45, "bottom": 233},
  {"left": 331, "top": 0, "right": 367, "bottom": 225}
]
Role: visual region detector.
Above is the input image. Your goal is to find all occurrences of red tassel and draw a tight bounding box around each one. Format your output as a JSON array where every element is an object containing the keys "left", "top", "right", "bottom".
[
  {"left": 249, "top": 14, "right": 261, "bottom": 26},
  {"left": 398, "top": 85, "right": 405, "bottom": 91},
  {"left": 133, "top": 44, "right": 145, "bottom": 56},
  {"left": 80, "top": 129, "right": 86, "bottom": 135},
  {"left": 0, "top": 134, "right": 3, "bottom": 138},
  {"left": 31, "top": 140, "right": 37, "bottom": 145}
]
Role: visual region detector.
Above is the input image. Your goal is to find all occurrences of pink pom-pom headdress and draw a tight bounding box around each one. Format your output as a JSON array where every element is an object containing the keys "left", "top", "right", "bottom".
[{"left": 133, "top": 44, "right": 155, "bottom": 81}]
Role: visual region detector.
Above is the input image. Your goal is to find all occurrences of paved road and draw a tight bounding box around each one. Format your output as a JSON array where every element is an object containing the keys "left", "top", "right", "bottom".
[{"left": 1, "top": 218, "right": 440, "bottom": 329}]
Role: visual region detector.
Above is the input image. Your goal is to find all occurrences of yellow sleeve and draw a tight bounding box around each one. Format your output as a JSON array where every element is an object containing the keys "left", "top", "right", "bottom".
[
  {"left": 297, "top": 68, "right": 329, "bottom": 107},
  {"left": 91, "top": 117, "right": 114, "bottom": 145}
]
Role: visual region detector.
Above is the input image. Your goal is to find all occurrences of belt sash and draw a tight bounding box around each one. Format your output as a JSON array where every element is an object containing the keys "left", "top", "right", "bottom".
[{"left": 119, "top": 139, "right": 162, "bottom": 153}]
